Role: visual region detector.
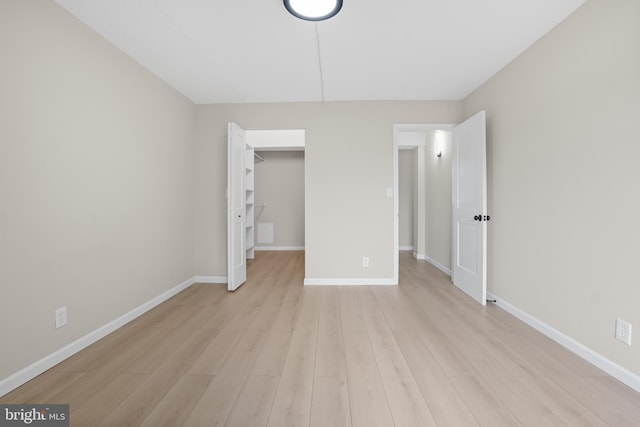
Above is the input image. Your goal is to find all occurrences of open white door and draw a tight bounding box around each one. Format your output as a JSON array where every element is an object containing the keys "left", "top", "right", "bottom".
[
  {"left": 452, "top": 111, "right": 488, "bottom": 305},
  {"left": 227, "top": 122, "right": 247, "bottom": 291}
]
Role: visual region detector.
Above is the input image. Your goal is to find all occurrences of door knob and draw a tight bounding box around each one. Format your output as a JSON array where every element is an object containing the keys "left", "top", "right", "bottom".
[{"left": 474, "top": 215, "right": 482, "bottom": 221}]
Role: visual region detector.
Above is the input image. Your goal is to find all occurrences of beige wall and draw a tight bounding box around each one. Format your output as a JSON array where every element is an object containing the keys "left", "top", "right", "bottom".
[
  {"left": 398, "top": 150, "right": 414, "bottom": 248},
  {"left": 254, "top": 151, "right": 305, "bottom": 248},
  {"left": 464, "top": 0, "right": 640, "bottom": 375},
  {"left": 194, "top": 102, "right": 463, "bottom": 280},
  {"left": 413, "top": 145, "right": 427, "bottom": 257},
  {"left": 0, "top": 0, "right": 195, "bottom": 381},
  {"left": 424, "top": 131, "right": 452, "bottom": 270}
]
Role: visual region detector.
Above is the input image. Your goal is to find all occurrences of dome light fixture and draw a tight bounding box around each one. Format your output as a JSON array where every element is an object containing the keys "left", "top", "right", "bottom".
[{"left": 284, "top": 0, "right": 343, "bottom": 21}]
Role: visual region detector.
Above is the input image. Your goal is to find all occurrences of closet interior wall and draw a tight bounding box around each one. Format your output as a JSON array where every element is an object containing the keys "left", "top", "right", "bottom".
[{"left": 253, "top": 151, "right": 305, "bottom": 251}]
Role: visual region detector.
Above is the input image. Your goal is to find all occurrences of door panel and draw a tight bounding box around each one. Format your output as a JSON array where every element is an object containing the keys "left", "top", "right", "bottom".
[
  {"left": 452, "top": 111, "right": 487, "bottom": 304},
  {"left": 457, "top": 222, "right": 479, "bottom": 274},
  {"left": 227, "top": 122, "right": 246, "bottom": 291}
]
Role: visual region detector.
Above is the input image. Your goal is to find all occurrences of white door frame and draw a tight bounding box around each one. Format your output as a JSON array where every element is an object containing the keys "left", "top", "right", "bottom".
[
  {"left": 227, "top": 129, "right": 306, "bottom": 284},
  {"left": 392, "top": 123, "right": 454, "bottom": 285}
]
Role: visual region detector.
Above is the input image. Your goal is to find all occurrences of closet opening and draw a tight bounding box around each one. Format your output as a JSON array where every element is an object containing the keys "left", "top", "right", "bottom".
[{"left": 245, "top": 130, "right": 305, "bottom": 279}]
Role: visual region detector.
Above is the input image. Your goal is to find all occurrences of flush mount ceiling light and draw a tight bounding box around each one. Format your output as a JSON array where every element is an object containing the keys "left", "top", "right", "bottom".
[{"left": 284, "top": 0, "right": 343, "bottom": 21}]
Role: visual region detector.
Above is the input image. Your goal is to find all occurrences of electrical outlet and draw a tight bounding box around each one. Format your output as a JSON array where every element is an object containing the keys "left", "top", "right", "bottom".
[
  {"left": 362, "top": 256, "right": 369, "bottom": 267},
  {"left": 615, "top": 318, "right": 632, "bottom": 345},
  {"left": 55, "top": 306, "right": 67, "bottom": 329}
]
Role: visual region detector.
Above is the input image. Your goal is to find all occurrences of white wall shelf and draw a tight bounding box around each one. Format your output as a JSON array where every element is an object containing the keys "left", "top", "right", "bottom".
[{"left": 245, "top": 143, "right": 255, "bottom": 259}]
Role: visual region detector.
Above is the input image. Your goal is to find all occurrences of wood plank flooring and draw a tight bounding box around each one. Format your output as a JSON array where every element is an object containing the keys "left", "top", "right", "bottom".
[{"left": 2, "top": 251, "right": 640, "bottom": 426}]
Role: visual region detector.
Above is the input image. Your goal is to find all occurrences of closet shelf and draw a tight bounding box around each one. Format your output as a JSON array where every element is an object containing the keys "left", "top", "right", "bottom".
[{"left": 245, "top": 144, "right": 256, "bottom": 260}]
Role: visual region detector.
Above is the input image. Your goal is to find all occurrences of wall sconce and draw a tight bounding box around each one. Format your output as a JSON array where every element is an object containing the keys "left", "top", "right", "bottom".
[{"left": 435, "top": 132, "right": 442, "bottom": 158}]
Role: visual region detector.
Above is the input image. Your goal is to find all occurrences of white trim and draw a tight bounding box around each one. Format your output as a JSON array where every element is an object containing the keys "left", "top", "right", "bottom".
[
  {"left": 393, "top": 123, "right": 455, "bottom": 133},
  {"left": 399, "top": 246, "right": 415, "bottom": 251},
  {"left": 423, "top": 255, "right": 452, "bottom": 276},
  {"left": 245, "top": 129, "right": 305, "bottom": 151},
  {"left": 194, "top": 276, "right": 227, "bottom": 284},
  {"left": 0, "top": 277, "right": 195, "bottom": 397},
  {"left": 304, "top": 278, "right": 397, "bottom": 286},
  {"left": 393, "top": 135, "right": 399, "bottom": 285},
  {"left": 254, "top": 246, "right": 305, "bottom": 251},
  {"left": 487, "top": 292, "right": 640, "bottom": 394},
  {"left": 413, "top": 251, "right": 426, "bottom": 260}
]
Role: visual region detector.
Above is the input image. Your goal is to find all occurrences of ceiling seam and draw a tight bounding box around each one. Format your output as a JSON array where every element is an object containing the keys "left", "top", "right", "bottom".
[
  {"left": 154, "top": 0, "right": 245, "bottom": 102},
  {"left": 314, "top": 23, "right": 325, "bottom": 102}
]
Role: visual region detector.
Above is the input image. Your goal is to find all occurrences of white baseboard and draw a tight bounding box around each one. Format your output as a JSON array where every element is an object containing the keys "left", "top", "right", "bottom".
[
  {"left": 194, "top": 276, "right": 227, "bottom": 284},
  {"left": 304, "top": 278, "right": 397, "bottom": 286},
  {"left": 254, "top": 246, "right": 305, "bottom": 251},
  {"left": 0, "top": 277, "right": 195, "bottom": 397},
  {"left": 412, "top": 252, "right": 452, "bottom": 276},
  {"left": 400, "top": 246, "right": 415, "bottom": 251},
  {"left": 423, "top": 256, "right": 452, "bottom": 276},
  {"left": 487, "top": 292, "right": 640, "bottom": 394}
]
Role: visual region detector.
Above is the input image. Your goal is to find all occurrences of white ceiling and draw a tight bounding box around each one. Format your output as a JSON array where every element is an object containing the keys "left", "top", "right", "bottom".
[{"left": 54, "top": 0, "right": 587, "bottom": 104}]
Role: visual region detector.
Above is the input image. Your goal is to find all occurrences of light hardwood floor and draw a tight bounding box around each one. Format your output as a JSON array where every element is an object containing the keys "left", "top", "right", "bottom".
[{"left": 2, "top": 251, "right": 640, "bottom": 426}]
